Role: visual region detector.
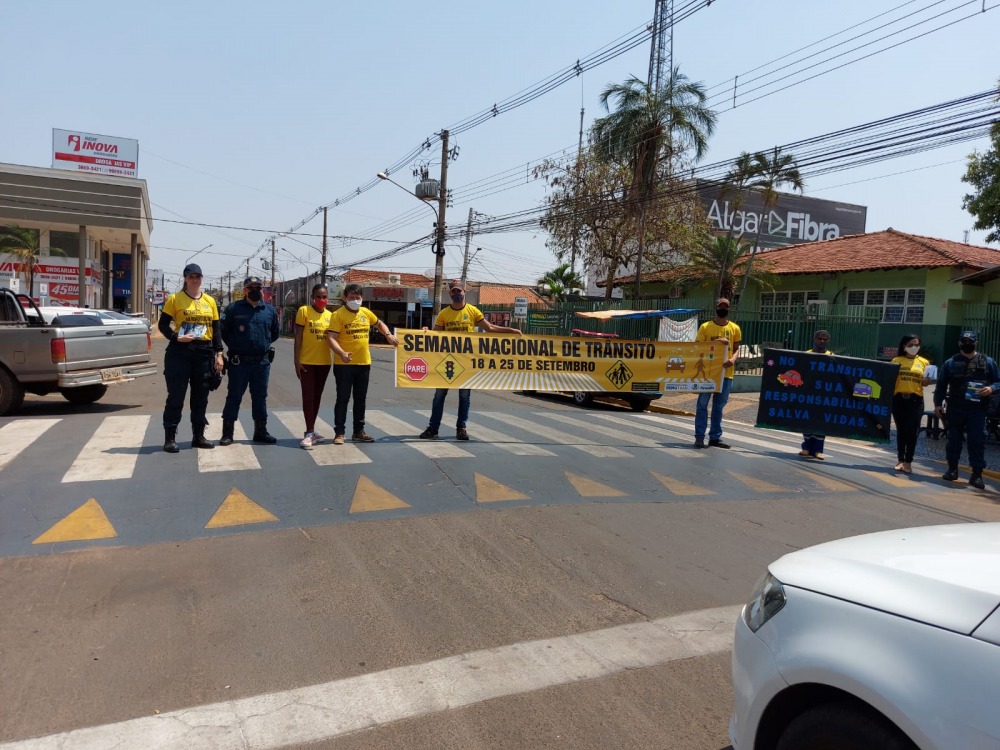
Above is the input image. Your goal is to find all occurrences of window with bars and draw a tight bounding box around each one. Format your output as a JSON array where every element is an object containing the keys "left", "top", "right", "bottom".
[
  {"left": 759, "top": 290, "right": 820, "bottom": 320},
  {"left": 846, "top": 288, "right": 924, "bottom": 323}
]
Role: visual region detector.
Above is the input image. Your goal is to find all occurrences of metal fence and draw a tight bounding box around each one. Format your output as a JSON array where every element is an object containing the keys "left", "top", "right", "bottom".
[{"left": 479, "top": 299, "right": 881, "bottom": 372}]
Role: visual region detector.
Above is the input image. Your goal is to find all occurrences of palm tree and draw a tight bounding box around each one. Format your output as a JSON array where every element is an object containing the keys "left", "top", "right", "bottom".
[
  {"left": 736, "top": 147, "right": 804, "bottom": 303},
  {"left": 719, "top": 152, "right": 758, "bottom": 243},
  {"left": 0, "top": 226, "right": 42, "bottom": 297},
  {"left": 537, "top": 263, "right": 584, "bottom": 302},
  {"left": 683, "top": 235, "right": 776, "bottom": 301},
  {"left": 592, "top": 68, "right": 717, "bottom": 300}
]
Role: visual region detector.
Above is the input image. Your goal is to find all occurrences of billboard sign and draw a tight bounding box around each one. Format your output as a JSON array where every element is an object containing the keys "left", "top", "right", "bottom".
[
  {"left": 696, "top": 180, "right": 867, "bottom": 249},
  {"left": 52, "top": 129, "right": 139, "bottom": 178}
]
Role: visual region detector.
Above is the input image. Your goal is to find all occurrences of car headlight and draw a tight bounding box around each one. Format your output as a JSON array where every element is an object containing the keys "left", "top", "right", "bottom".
[{"left": 744, "top": 572, "right": 786, "bottom": 632}]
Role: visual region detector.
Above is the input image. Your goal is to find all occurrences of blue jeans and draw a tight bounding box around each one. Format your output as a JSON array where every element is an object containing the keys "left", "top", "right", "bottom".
[
  {"left": 429, "top": 388, "right": 471, "bottom": 430},
  {"left": 333, "top": 364, "right": 370, "bottom": 435},
  {"left": 695, "top": 377, "right": 733, "bottom": 441},
  {"left": 222, "top": 359, "right": 271, "bottom": 422},
  {"left": 945, "top": 405, "right": 987, "bottom": 471},
  {"left": 801, "top": 434, "right": 826, "bottom": 455}
]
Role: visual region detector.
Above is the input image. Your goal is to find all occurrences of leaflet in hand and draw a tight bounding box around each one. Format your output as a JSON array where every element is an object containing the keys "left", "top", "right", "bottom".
[
  {"left": 966, "top": 381, "right": 983, "bottom": 403},
  {"left": 179, "top": 322, "right": 207, "bottom": 339}
]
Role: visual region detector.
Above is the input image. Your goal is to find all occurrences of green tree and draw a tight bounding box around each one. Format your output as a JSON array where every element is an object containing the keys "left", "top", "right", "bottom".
[
  {"left": 536, "top": 263, "right": 584, "bottom": 302},
  {"left": 592, "top": 69, "right": 717, "bottom": 299},
  {"left": 0, "top": 226, "right": 42, "bottom": 297},
  {"left": 736, "top": 146, "right": 804, "bottom": 303},
  {"left": 681, "top": 235, "right": 777, "bottom": 301},
  {"left": 962, "top": 82, "right": 1000, "bottom": 243}
]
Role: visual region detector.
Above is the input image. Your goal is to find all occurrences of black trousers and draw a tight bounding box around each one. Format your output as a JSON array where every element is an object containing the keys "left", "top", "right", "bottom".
[
  {"left": 334, "top": 364, "right": 371, "bottom": 435},
  {"left": 892, "top": 393, "right": 923, "bottom": 463},
  {"left": 163, "top": 342, "right": 214, "bottom": 430}
]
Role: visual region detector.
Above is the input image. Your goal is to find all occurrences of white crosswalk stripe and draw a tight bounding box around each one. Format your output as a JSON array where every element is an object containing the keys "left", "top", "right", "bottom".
[
  {"left": 273, "top": 412, "right": 373, "bottom": 466},
  {"left": 415, "top": 410, "right": 556, "bottom": 456},
  {"left": 538, "top": 412, "right": 678, "bottom": 454},
  {"left": 366, "top": 410, "right": 475, "bottom": 458},
  {"left": 478, "top": 412, "right": 632, "bottom": 458},
  {"left": 0, "top": 419, "right": 60, "bottom": 472},
  {"left": 200, "top": 414, "right": 261, "bottom": 473},
  {"left": 62, "top": 415, "right": 150, "bottom": 483}
]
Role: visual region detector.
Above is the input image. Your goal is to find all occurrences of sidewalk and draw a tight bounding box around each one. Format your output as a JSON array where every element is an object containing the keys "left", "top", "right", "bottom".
[{"left": 650, "top": 389, "right": 1000, "bottom": 480}]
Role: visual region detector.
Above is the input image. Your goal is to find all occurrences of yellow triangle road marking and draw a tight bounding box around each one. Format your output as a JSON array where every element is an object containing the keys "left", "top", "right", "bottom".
[
  {"left": 728, "top": 471, "right": 786, "bottom": 494},
  {"left": 861, "top": 470, "right": 914, "bottom": 488},
  {"left": 205, "top": 488, "right": 278, "bottom": 528},
  {"left": 350, "top": 476, "right": 411, "bottom": 513},
  {"left": 565, "top": 472, "right": 626, "bottom": 498},
  {"left": 34, "top": 498, "right": 117, "bottom": 544},
  {"left": 651, "top": 471, "right": 714, "bottom": 496},
  {"left": 794, "top": 468, "right": 858, "bottom": 493},
  {"left": 475, "top": 473, "right": 529, "bottom": 503}
]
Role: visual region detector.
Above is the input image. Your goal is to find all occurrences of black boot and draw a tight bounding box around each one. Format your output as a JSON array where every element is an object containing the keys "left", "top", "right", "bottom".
[
  {"left": 942, "top": 466, "right": 960, "bottom": 481},
  {"left": 969, "top": 472, "right": 986, "bottom": 490},
  {"left": 164, "top": 427, "right": 179, "bottom": 454},
  {"left": 220, "top": 420, "right": 235, "bottom": 446},
  {"left": 253, "top": 419, "right": 277, "bottom": 444},
  {"left": 192, "top": 426, "right": 215, "bottom": 449}
]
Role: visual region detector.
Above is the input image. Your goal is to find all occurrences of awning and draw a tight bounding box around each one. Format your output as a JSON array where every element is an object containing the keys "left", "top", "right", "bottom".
[{"left": 574, "top": 308, "right": 699, "bottom": 320}]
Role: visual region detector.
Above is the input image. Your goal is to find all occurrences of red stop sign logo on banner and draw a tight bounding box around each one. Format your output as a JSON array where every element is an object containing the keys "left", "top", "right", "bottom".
[{"left": 404, "top": 357, "right": 429, "bottom": 381}]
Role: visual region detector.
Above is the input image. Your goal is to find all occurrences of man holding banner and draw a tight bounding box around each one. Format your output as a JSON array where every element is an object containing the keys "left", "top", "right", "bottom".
[
  {"left": 694, "top": 298, "right": 741, "bottom": 449},
  {"left": 419, "top": 280, "right": 521, "bottom": 441}
]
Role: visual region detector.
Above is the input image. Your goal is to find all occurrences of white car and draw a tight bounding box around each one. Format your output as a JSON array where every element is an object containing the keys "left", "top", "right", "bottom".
[{"left": 730, "top": 523, "right": 1000, "bottom": 750}]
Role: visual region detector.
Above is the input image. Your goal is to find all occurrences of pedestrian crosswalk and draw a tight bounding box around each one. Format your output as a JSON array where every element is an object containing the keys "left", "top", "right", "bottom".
[{"left": 0, "top": 406, "right": 912, "bottom": 490}]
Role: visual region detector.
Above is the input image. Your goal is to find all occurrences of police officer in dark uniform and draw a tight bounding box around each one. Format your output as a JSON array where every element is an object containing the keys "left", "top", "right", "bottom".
[
  {"left": 933, "top": 330, "right": 1000, "bottom": 489},
  {"left": 220, "top": 276, "right": 281, "bottom": 445}
]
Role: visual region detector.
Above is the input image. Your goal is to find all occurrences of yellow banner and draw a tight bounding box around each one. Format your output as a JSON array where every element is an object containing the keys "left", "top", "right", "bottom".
[{"left": 394, "top": 330, "right": 724, "bottom": 393}]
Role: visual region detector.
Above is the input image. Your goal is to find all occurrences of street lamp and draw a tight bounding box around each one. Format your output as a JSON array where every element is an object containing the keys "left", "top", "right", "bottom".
[
  {"left": 185, "top": 243, "right": 213, "bottom": 268},
  {"left": 378, "top": 166, "right": 447, "bottom": 317}
]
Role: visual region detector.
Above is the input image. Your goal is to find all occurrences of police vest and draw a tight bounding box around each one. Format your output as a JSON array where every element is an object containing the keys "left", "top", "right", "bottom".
[{"left": 947, "top": 353, "right": 992, "bottom": 407}]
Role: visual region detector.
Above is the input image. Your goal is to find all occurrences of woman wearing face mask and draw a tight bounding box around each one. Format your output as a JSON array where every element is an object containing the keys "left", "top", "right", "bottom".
[
  {"left": 891, "top": 334, "right": 931, "bottom": 473},
  {"left": 326, "top": 283, "right": 398, "bottom": 445},
  {"left": 293, "top": 284, "right": 334, "bottom": 448}
]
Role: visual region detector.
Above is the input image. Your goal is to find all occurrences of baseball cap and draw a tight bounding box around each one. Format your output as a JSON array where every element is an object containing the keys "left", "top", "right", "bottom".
[
  {"left": 183, "top": 263, "right": 203, "bottom": 277},
  {"left": 960, "top": 330, "right": 978, "bottom": 341},
  {"left": 244, "top": 275, "right": 263, "bottom": 287},
  {"left": 715, "top": 297, "right": 730, "bottom": 307},
  {"left": 449, "top": 279, "right": 465, "bottom": 291}
]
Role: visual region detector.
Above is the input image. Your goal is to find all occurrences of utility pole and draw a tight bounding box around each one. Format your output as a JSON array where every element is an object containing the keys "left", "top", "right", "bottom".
[
  {"left": 461, "top": 207, "right": 473, "bottom": 288},
  {"left": 432, "top": 129, "right": 450, "bottom": 318},
  {"left": 245, "top": 259, "right": 250, "bottom": 279},
  {"left": 570, "top": 105, "right": 584, "bottom": 277},
  {"left": 321, "top": 207, "right": 328, "bottom": 281},
  {"left": 270, "top": 239, "right": 276, "bottom": 288}
]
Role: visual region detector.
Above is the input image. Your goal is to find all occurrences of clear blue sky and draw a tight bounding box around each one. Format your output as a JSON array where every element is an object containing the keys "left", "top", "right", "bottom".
[{"left": 2, "top": 0, "right": 997, "bottom": 289}]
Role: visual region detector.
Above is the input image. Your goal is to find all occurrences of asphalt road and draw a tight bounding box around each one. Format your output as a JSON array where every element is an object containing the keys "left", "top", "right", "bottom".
[{"left": 2, "top": 337, "right": 998, "bottom": 749}]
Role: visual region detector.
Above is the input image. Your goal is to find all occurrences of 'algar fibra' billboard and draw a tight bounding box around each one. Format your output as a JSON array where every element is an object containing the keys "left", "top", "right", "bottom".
[{"left": 696, "top": 180, "right": 866, "bottom": 248}]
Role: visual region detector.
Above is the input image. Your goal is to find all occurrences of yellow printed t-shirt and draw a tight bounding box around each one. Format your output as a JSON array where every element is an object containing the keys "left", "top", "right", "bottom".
[
  {"left": 295, "top": 305, "right": 334, "bottom": 366},
  {"left": 329, "top": 305, "right": 379, "bottom": 366},
  {"left": 892, "top": 355, "right": 930, "bottom": 396},
  {"left": 435, "top": 303, "right": 484, "bottom": 333},
  {"left": 163, "top": 291, "right": 219, "bottom": 342},
  {"left": 695, "top": 320, "right": 742, "bottom": 380}
]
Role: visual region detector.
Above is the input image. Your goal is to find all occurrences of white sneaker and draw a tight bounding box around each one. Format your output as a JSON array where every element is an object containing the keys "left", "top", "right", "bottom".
[
  {"left": 310, "top": 431, "right": 325, "bottom": 445},
  {"left": 299, "top": 433, "right": 314, "bottom": 449}
]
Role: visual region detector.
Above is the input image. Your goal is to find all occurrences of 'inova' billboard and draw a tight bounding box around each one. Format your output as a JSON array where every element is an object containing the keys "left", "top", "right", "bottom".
[{"left": 696, "top": 180, "right": 867, "bottom": 248}]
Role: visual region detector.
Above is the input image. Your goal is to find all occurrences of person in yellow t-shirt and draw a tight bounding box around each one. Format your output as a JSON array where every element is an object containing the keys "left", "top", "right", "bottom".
[
  {"left": 891, "top": 333, "right": 932, "bottom": 474},
  {"left": 326, "top": 283, "right": 398, "bottom": 444},
  {"left": 293, "top": 283, "right": 335, "bottom": 448},
  {"left": 419, "top": 279, "right": 522, "bottom": 441},
  {"left": 693, "top": 298, "right": 741, "bottom": 449},
  {"left": 800, "top": 330, "right": 832, "bottom": 460},
  {"left": 157, "top": 263, "right": 224, "bottom": 454}
]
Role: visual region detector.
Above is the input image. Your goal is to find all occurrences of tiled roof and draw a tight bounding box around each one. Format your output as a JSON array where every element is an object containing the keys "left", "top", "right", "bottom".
[
  {"left": 342, "top": 269, "right": 433, "bottom": 286},
  {"left": 477, "top": 283, "right": 548, "bottom": 306},
  {"left": 749, "top": 229, "right": 1000, "bottom": 275}
]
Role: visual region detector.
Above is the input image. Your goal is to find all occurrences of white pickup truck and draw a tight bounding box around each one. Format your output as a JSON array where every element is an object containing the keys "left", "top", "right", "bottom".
[{"left": 0, "top": 287, "right": 157, "bottom": 415}]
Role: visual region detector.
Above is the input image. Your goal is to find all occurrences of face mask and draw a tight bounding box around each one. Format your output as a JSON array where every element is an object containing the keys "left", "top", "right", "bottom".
[
  {"left": 715, "top": 308, "right": 729, "bottom": 318},
  {"left": 345, "top": 299, "right": 362, "bottom": 312},
  {"left": 959, "top": 341, "right": 976, "bottom": 354},
  {"left": 905, "top": 345, "right": 920, "bottom": 356},
  {"left": 451, "top": 291, "right": 465, "bottom": 301},
  {"left": 813, "top": 343, "right": 827, "bottom": 353},
  {"left": 313, "top": 299, "right": 328, "bottom": 311},
  {"left": 247, "top": 288, "right": 262, "bottom": 302}
]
